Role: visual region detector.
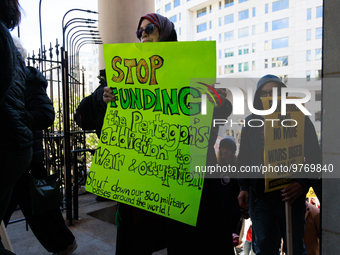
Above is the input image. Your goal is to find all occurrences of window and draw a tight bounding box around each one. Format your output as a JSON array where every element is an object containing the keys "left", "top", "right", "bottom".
[
  {"left": 252, "top": 25, "right": 256, "bottom": 35},
  {"left": 265, "top": 22, "right": 268, "bottom": 32},
  {"left": 197, "top": 23, "right": 207, "bottom": 33},
  {"left": 225, "top": 48, "right": 234, "bottom": 57},
  {"left": 239, "top": 0, "right": 248, "bottom": 3},
  {"left": 252, "top": 43, "right": 256, "bottom": 52},
  {"left": 252, "top": 61, "right": 255, "bottom": 70},
  {"left": 316, "top": 6, "right": 323, "bottom": 18},
  {"left": 219, "top": 66, "right": 222, "bottom": 75},
  {"left": 198, "top": 38, "right": 207, "bottom": 41},
  {"left": 252, "top": 7, "right": 256, "bottom": 17},
  {"left": 244, "top": 62, "right": 249, "bottom": 71},
  {"left": 238, "top": 62, "right": 249, "bottom": 72},
  {"left": 197, "top": 7, "right": 207, "bottom": 17},
  {"left": 238, "top": 27, "right": 249, "bottom": 38},
  {"left": 179, "top": 27, "right": 181, "bottom": 35},
  {"left": 225, "top": 14, "right": 234, "bottom": 24},
  {"left": 244, "top": 44, "right": 249, "bottom": 54},
  {"left": 316, "top": 28, "right": 322, "bottom": 39},
  {"left": 157, "top": 9, "right": 161, "bottom": 14},
  {"left": 307, "top": 8, "right": 311, "bottom": 20},
  {"left": 265, "top": 40, "right": 268, "bottom": 50},
  {"left": 306, "top": 70, "right": 311, "bottom": 81},
  {"left": 265, "top": 59, "right": 268, "bottom": 68},
  {"left": 272, "top": 56, "right": 288, "bottom": 67},
  {"left": 209, "top": 36, "right": 212, "bottom": 40},
  {"left": 265, "top": 4, "right": 269, "bottom": 14},
  {"left": 174, "top": 0, "right": 180, "bottom": 8},
  {"left": 219, "top": 50, "right": 222, "bottom": 59},
  {"left": 209, "top": 5, "right": 212, "bottom": 13},
  {"left": 209, "top": 20, "right": 212, "bottom": 29},
  {"left": 165, "top": 3, "right": 171, "bottom": 12},
  {"left": 315, "top": 111, "right": 321, "bottom": 122},
  {"left": 219, "top": 1, "right": 222, "bottom": 10},
  {"left": 315, "top": 69, "right": 321, "bottom": 80},
  {"left": 307, "top": 29, "right": 311, "bottom": 41},
  {"left": 272, "top": 0, "right": 289, "bottom": 12},
  {"left": 225, "top": 64, "right": 234, "bottom": 74},
  {"left": 315, "top": 49, "right": 322, "bottom": 60},
  {"left": 169, "top": 15, "right": 177, "bottom": 23},
  {"left": 306, "top": 50, "right": 311, "bottom": 61},
  {"left": 179, "top": 12, "right": 181, "bottom": 20},
  {"left": 219, "top": 17, "right": 222, "bottom": 26},
  {"left": 272, "top": 37, "right": 288, "bottom": 49},
  {"left": 224, "top": 31, "right": 234, "bottom": 41},
  {"left": 238, "top": 46, "right": 242, "bottom": 55},
  {"left": 219, "top": 33, "right": 222, "bottom": 43},
  {"left": 315, "top": 91, "right": 321, "bottom": 101},
  {"left": 225, "top": 0, "right": 234, "bottom": 8},
  {"left": 272, "top": 18, "right": 289, "bottom": 30},
  {"left": 239, "top": 10, "right": 249, "bottom": 21}
]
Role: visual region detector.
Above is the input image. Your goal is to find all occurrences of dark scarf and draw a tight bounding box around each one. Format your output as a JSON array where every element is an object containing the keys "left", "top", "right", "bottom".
[{"left": 137, "top": 13, "right": 177, "bottom": 42}]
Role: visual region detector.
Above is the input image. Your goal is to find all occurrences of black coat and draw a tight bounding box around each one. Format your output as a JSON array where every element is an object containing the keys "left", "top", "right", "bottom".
[
  {"left": 0, "top": 21, "right": 32, "bottom": 150},
  {"left": 25, "top": 66, "right": 55, "bottom": 164}
]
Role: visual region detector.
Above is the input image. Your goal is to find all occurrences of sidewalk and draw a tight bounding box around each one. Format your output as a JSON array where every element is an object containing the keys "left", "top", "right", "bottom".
[{"left": 6, "top": 191, "right": 167, "bottom": 255}]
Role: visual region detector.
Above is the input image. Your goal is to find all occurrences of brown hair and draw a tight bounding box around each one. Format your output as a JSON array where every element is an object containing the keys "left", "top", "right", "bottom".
[{"left": 0, "top": 0, "right": 21, "bottom": 30}]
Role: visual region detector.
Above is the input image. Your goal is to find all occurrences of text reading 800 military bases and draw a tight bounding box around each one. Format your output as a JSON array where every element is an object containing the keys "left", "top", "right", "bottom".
[
  {"left": 86, "top": 109, "right": 207, "bottom": 215},
  {"left": 86, "top": 109, "right": 209, "bottom": 216}
]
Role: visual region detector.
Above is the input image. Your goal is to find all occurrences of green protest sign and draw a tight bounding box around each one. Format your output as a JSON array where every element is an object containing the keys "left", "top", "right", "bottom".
[{"left": 85, "top": 41, "right": 216, "bottom": 226}]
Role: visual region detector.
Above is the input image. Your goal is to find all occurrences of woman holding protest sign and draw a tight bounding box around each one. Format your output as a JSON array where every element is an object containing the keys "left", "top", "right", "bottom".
[{"left": 103, "top": 13, "right": 234, "bottom": 255}]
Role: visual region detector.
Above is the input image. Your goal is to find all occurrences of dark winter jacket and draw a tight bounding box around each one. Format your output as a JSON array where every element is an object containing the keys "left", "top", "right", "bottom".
[
  {"left": 0, "top": 20, "right": 32, "bottom": 150},
  {"left": 25, "top": 66, "right": 55, "bottom": 163},
  {"left": 238, "top": 75, "right": 321, "bottom": 198}
]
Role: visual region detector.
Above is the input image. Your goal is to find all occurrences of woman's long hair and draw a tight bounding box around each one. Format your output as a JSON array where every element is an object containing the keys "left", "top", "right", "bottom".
[{"left": 0, "top": 0, "right": 21, "bottom": 30}]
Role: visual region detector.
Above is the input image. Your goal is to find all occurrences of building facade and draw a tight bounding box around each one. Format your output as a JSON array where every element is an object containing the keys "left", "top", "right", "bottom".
[{"left": 156, "top": 0, "right": 322, "bottom": 145}]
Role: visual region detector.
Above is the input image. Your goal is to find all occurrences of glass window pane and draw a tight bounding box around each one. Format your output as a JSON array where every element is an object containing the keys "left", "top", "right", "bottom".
[
  {"left": 238, "top": 63, "right": 242, "bottom": 72},
  {"left": 307, "top": 8, "right": 311, "bottom": 20},
  {"left": 316, "top": 6, "right": 323, "bottom": 18},
  {"left": 225, "top": 14, "right": 234, "bottom": 24},
  {"left": 224, "top": 31, "right": 234, "bottom": 41},
  {"left": 307, "top": 29, "right": 311, "bottom": 41},
  {"left": 197, "top": 7, "right": 207, "bottom": 17},
  {"left": 197, "top": 23, "right": 207, "bottom": 33},
  {"left": 306, "top": 70, "right": 311, "bottom": 81},
  {"left": 169, "top": 15, "right": 177, "bottom": 23},
  {"left": 165, "top": 3, "right": 171, "bottom": 12},
  {"left": 306, "top": 50, "right": 311, "bottom": 61},
  {"left": 315, "top": 49, "right": 322, "bottom": 60},
  {"left": 316, "top": 27, "right": 322, "bottom": 39},
  {"left": 239, "top": 10, "right": 249, "bottom": 21},
  {"left": 225, "top": 0, "right": 234, "bottom": 8},
  {"left": 174, "top": 0, "right": 180, "bottom": 8}
]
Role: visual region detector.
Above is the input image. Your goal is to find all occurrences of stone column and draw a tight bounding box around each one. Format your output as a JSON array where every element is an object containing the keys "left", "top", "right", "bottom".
[
  {"left": 321, "top": 0, "right": 340, "bottom": 254},
  {"left": 98, "top": 0, "right": 154, "bottom": 70}
]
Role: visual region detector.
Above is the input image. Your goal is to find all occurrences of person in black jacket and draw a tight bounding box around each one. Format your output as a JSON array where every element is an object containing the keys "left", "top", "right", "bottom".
[
  {"left": 3, "top": 37, "right": 77, "bottom": 255},
  {"left": 0, "top": 2, "right": 33, "bottom": 254},
  {"left": 237, "top": 74, "right": 322, "bottom": 255}
]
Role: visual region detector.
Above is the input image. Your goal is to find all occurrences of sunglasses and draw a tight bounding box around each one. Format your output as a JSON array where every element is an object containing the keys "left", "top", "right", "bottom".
[{"left": 136, "top": 24, "right": 156, "bottom": 40}]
